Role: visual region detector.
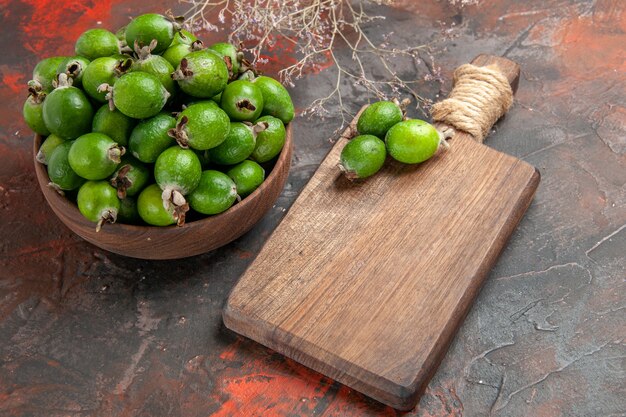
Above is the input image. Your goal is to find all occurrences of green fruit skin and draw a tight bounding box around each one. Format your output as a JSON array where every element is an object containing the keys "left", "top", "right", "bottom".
[
  {"left": 253, "top": 76, "right": 295, "bottom": 124},
  {"left": 340, "top": 134, "right": 386, "bottom": 179},
  {"left": 132, "top": 55, "right": 177, "bottom": 96},
  {"left": 170, "top": 29, "right": 197, "bottom": 46},
  {"left": 154, "top": 146, "right": 202, "bottom": 194},
  {"left": 137, "top": 184, "right": 176, "bottom": 226},
  {"left": 42, "top": 87, "right": 94, "bottom": 140},
  {"left": 220, "top": 80, "right": 264, "bottom": 122},
  {"left": 92, "top": 104, "right": 136, "bottom": 146},
  {"left": 357, "top": 101, "right": 403, "bottom": 138},
  {"left": 129, "top": 113, "right": 176, "bottom": 163},
  {"left": 112, "top": 155, "right": 150, "bottom": 197},
  {"left": 23, "top": 96, "right": 50, "bottom": 135},
  {"left": 56, "top": 56, "right": 90, "bottom": 88},
  {"left": 37, "top": 134, "right": 65, "bottom": 164},
  {"left": 77, "top": 181, "right": 120, "bottom": 223},
  {"left": 227, "top": 160, "right": 265, "bottom": 198},
  {"left": 33, "top": 57, "right": 66, "bottom": 92},
  {"left": 162, "top": 43, "right": 193, "bottom": 68},
  {"left": 118, "top": 197, "right": 140, "bottom": 224},
  {"left": 189, "top": 170, "right": 237, "bottom": 215},
  {"left": 47, "top": 142, "right": 85, "bottom": 190},
  {"left": 385, "top": 119, "right": 439, "bottom": 164},
  {"left": 82, "top": 57, "right": 124, "bottom": 102},
  {"left": 177, "top": 50, "right": 229, "bottom": 98},
  {"left": 125, "top": 13, "right": 175, "bottom": 55},
  {"left": 250, "top": 115, "right": 286, "bottom": 163},
  {"left": 68, "top": 133, "right": 122, "bottom": 180},
  {"left": 115, "top": 26, "right": 127, "bottom": 42},
  {"left": 113, "top": 72, "right": 168, "bottom": 119},
  {"left": 178, "top": 102, "right": 230, "bottom": 150},
  {"left": 210, "top": 122, "right": 256, "bottom": 165},
  {"left": 75, "top": 29, "right": 120, "bottom": 61},
  {"left": 208, "top": 42, "right": 240, "bottom": 74}
]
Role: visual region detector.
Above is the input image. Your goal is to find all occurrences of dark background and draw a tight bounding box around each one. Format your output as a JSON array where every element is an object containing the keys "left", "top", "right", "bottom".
[{"left": 0, "top": 0, "right": 624, "bottom": 416}]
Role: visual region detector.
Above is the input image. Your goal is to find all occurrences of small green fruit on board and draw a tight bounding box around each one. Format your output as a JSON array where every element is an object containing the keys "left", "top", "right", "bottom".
[
  {"left": 27, "top": 13, "right": 294, "bottom": 231},
  {"left": 356, "top": 100, "right": 403, "bottom": 138},
  {"left": 339, "top": 135, "right": 387, "bottom": 180},
  {"left": 386, "top": 119, "right": 440, "bottom": 164},
  {"left": 340, "top": 100, "right": 442, "bottom": 181}
]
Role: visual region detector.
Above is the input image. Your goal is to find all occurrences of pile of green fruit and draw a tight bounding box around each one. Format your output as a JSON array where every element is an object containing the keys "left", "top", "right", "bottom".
[
  {"left": 339, "top": 100, "right": 441, "bottom": 180},
  {"left": 25, "top": 13, "right": 294, "bottom": 231}
]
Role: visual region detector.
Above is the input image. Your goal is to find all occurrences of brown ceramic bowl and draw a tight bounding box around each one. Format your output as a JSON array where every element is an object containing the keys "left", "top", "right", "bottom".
[{"left": 33, "top": 126, "right": 292, "bottom": 260}]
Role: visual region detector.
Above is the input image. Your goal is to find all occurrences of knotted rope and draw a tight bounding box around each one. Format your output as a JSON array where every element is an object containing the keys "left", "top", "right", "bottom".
[{"left": 431, "top": 64, "right": 513, "bottom": 143}]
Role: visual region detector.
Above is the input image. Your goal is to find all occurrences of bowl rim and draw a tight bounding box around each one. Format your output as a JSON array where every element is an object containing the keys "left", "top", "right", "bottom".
[{"left": 33, "top": 123, "right": 293, "bottom": 232}]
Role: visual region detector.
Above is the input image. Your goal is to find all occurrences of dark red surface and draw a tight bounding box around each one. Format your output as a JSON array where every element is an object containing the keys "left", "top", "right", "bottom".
[{"left": 1, "top": 1, "right": 624, "bottom": 416}]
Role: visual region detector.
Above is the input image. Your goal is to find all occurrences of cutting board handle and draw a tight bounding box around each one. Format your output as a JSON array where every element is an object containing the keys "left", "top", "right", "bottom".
[{"left": 432, "top": 54, "right": 520, "bottom": 143}]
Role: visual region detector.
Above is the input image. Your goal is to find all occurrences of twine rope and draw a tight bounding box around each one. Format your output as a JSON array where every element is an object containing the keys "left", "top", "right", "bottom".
[{"left": 431, "top": 64, "right": 513, "bottom": 143}]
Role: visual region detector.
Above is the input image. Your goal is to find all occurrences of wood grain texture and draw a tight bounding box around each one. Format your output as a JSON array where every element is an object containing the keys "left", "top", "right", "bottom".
[
  {"left": 32, "top": 126, "right": 293, "bottom": 260},
  {"left": 224, "top": 55, "right": 540, "bottom": 410}
]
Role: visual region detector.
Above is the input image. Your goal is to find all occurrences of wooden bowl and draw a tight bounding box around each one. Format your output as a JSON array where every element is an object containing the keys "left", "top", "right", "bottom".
[{"left": 33, "top": 126, "right": 293, "bottom": 260}]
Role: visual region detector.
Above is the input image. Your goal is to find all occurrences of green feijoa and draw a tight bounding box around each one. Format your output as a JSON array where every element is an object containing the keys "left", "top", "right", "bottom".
[
  {"left": 110, "top": 155, "right": 150, "bottom": 199},
  {"left": 132, "top": 51, "right": 177, "bottom": 96},
  {"left": 108, "top": 71, "right": 169, "bottom": 119},
  {"left": 82, "top": 57, "right": 131, "bottom": 102},
  {"left": 173, "top": 50, "right": 229, "bottom": 98},
  {"left": 128, "top": 112, "right": 176, "bottom": 163},
  {"left": 227, "top": 160, "right": 265, "bottom": 198},
  {"left": 385, "top": 119, "right": 440, "bottom": 164},
  {"left": 154, "top": 146, "right": 202, "bottom": 225},
  {"left": 189, "top": 170, "right": 237, "bottom": 215},
  {"left": 357, "top": 101, "right": 403, "bottom": 138},
  {"left": 92, "top": 104, "right": 136, "bottom": 146},
  {"left": 42, "top": 74, "right": 93, "bottom": 140},
  {"left": 137, "top": 184, "right": 176, "bottom": 226},
  {"left": 32, "top": 56, "right": 66, "bottom": 92},
  {"left": 212, "top": 92, "right": 222, "bottom": 103},
  {"left": 56, "top": 56, "right": 90, "bottom": 88},
  {"left": 68, "top": 132, "right": 124, "bottom": 180},
  {"left": 208, "top": 42, "right": 241, "bottom": 75},
  {"left": 250, "top": 115, "right": 286, "bottom": 163},
  {"left": 47, "top": 141, "right": 85, "bottom": 191},
  {"left": 220, "top": 80, "right": 264, "bottom": 122},
  {"left": 125, "top": 13, "right": 178, "bottom": 55},
  {"left": 171, "top": 29, "right": 197, "bottom": 46},
  {"left": 36, "top": 134, "right": 65, "bottom": 165},
  {"left": 252, "top": 76, "right": 294, "bottom": 124},
  {"left": 162, "top": 40, "right": 204, "bottom": 68},
  {"left": 210, "top": 122, "right": 256, "bottom": 165},
  {"left": 339, "top": 134, "right": 386, "bottom": 180},
  {"left": 75, "top": 29, "right": 120, "bottom": 60},
  {"left": 118, "top": 196, "right": 140, "bottom": 224},
  {"left": 77, "top": 180, "right": 120, "bottom": 231},
  {"left": 171, "top": 101, "right": 230, "bottom": 150},
  {"left": 23, "top": 91, "right": 50, "bottom": 136}
]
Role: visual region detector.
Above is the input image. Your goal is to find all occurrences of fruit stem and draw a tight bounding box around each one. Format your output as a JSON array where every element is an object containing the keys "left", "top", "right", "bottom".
[
  {"left": 338, "top": 163, "right": 359, "bottom": 181},
  {"left": 107, "top": 145, "right": 126, "bottom": 164},
  {"left": 96, "top": 209, "right": 118, "bottom": 232},
  {"left": 97, "top": 83, "right": 115, "bottom": 110},
  {"left": 54, "top": 73, "right": 73, "bottom": 89},
  {"left": 171, "top": 58, "right": 193, "bottom": 81},
  {"left": 161, "top": 187, "right": 189, "bottom": 226},
  {"left": 110, "top": 164, "right": 132, "bottom": 199},
  {"left": 47, "top": 182, "right": 65, "bottom": 196},
  {"left": 168, "top": 116, "right": 190, "bottom": 148}
]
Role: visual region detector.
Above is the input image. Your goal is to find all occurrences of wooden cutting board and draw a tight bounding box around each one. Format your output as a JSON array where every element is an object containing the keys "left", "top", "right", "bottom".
[{"left": 223, "top": 55, "right": 540, "bottom": 410}]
